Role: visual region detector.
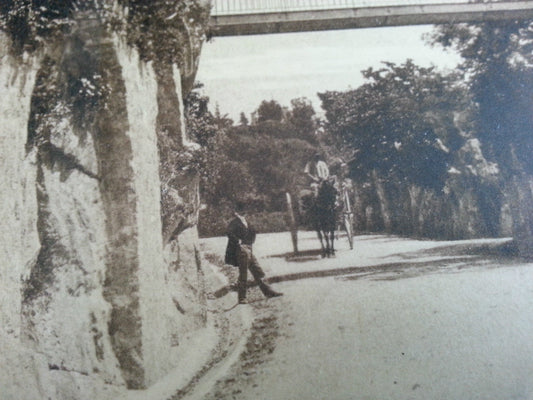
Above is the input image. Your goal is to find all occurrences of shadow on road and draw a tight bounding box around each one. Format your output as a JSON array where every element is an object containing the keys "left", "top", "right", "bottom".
[
  {"left": 212, "top": 239, "right": 529, "bottom": 299},
  {"left": 267, "top": 248, "right": 324, "bottom": 262},
  {"left": 390, "top": 238, "right": 519, "bottom": 259},
  {"left": 266, "top": 256, "right": 480, "bottom": 284}
]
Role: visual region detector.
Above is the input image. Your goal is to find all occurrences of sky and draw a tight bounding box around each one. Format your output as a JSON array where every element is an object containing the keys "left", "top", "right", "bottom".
[{"left": 195, "top": 25, "right": 462, "bottom": 121}]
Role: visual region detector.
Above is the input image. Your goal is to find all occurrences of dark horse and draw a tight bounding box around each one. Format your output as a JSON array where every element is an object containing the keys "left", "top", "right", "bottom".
[{"left": 301, "top": 179, "right": 339, "bottom": 257}]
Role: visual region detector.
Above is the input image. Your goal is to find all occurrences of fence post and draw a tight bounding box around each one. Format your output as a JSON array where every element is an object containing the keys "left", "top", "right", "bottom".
[{"left": 286, "top": 192, "right": 299, "bottom": 254}]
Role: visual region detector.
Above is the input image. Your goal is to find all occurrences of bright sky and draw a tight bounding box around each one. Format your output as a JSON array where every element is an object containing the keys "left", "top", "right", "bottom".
[{"left": 196, "top": 25, "right": 461, "bottom": 121}]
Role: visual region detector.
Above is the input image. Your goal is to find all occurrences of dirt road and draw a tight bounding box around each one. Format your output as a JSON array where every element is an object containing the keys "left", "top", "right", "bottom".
[{"left": 185, "top": 232, "right": 533, "bottom": 400}]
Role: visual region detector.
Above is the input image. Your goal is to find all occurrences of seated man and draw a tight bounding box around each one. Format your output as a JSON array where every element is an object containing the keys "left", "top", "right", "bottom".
[
  {"left": 304, "top": 153, "right": 330, "bottom": 197},
  {"left": 304, "top": 153, "right": 330, "bottom": 184},
  {"left": 224, "top": 201, "right": 283, "bottom": 304}
]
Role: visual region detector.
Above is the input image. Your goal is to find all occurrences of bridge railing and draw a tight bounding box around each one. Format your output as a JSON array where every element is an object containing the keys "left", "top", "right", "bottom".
[{"left": 211, "top": 0, "right": 513, "bottom": 16}]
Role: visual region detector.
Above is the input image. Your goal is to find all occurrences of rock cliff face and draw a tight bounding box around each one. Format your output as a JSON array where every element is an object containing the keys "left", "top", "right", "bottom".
[
  {"left": 505, "top": 146, "right": 533, "bottom": 258},
  {"left": 0, "top": 7, "right": 209, "bottom": 398},
  {"left": 0, "top": 34, "right": 44, "bottom": 400},
  {"left": 351, "top": 138, "right": 508, "bottom": 240}
]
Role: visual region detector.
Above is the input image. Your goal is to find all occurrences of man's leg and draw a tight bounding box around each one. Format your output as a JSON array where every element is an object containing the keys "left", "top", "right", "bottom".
[
  {"left": 248, "top": 253, "right": 265, "bottom": 279},
  {"left": 249, "top": 254, "right": 282, "bottom": 298},
  {"left": 237, "top": 249, "right": 249, "bottom": 303}
]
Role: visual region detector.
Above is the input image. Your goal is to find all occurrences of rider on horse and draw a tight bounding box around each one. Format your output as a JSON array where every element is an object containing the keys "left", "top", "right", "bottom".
[
  {"left": 301, "top": 153, "right": 340, "bottom": 256},
  {"left": 304, "top": 152, "right": 330, "bottom": 196}
]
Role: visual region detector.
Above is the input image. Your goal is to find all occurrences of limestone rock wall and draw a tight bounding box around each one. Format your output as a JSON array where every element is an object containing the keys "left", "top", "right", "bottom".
[
  {"left": 0, "top": 10, "right": 209, "bottom": 399},
  {"left": 0, "top": 36, "right": 39, "bottom": 343},
  {"left": 0, "top": 35, "right": 46, "bottom": 400}
]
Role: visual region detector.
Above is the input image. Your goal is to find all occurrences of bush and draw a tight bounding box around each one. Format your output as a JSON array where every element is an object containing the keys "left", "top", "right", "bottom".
[
  {"left": 198, "top": 209, "right": 289, "bottom": 238},
  {"left": 248, "top": 212, "right": 289, "bottom": 234}
]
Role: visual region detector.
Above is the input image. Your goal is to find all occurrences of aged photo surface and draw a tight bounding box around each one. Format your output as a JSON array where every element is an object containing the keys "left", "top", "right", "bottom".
[{"left": 1, "top": 1, "right": 532, "bottom": 399}]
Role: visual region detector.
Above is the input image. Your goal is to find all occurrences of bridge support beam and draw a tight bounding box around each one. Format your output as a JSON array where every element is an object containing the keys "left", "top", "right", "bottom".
[{"left": 210, "top": 1, "right": 533, "bottom": 36}]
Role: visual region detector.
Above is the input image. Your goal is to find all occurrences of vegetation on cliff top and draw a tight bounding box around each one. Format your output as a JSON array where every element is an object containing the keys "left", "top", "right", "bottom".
[{"left": 0, "top": 0, "right": 210, "bottom": 69}]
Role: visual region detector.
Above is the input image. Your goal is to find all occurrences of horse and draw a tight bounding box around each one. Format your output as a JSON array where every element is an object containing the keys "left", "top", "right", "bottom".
[{"left": 300, "top": 179, "right": 339, "bottom": 257}]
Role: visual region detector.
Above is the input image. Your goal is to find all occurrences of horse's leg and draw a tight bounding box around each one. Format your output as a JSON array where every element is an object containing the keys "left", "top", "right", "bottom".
[
  {"left": 316, "top": 229, "right": 326, "bottom": 257},
  {"left": 329, "top": 229, "right": 335, "bottom": 256},
  {"left": 323, "top": 229, "right": 331, "bottom": 257}
]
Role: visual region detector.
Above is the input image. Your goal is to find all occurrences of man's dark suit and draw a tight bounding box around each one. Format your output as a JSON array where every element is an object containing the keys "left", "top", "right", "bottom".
[
  {"left": 224, "top": 216, "right": 256, "bottom": 266},
  {"left": 224, "top": 215, "right": 278, "bottom": 303}
]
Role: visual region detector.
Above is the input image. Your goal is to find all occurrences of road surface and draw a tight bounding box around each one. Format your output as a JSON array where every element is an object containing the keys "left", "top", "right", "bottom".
[{"left": 190, "top": 232, "right": 533, "bottom": 400}]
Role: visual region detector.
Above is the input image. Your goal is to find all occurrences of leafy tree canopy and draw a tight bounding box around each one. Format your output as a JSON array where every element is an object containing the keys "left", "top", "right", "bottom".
[
  {"left": 428, "top": 21, "right": 533, "bottom": 173},
  {"left": 184, "top": 82, "right": 218, "bottom": 147},
  {"left": 256, "top": 99, "right": 283, "bottom": 123},
  {"left": 319, "top": 60, "right": 467, "bottom": 190},
  {"left": 287, "top": 97, "right": 317, "bottom": 143}
]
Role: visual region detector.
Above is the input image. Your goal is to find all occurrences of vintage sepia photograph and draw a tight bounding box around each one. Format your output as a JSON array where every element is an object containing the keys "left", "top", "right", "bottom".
[{"left": 1, "top": 1, "right": 532, "bottom": 399}]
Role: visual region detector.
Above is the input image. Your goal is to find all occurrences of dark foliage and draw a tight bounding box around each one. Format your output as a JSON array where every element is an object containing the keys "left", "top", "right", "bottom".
[
  {"left": 185, "top": 88, "right": 321, "bottom": 236},
  {"left": 0, "top": 0, "right": 210, "bottom": 68},
  {"left": 319, "top": 60, "right": 467, "bottom": 191},
  {"left": 430, "top": 21, "right": 533, "bottom": 175},
  {"left": 256, "top": 99, "right": 283, "bottom": 123}
]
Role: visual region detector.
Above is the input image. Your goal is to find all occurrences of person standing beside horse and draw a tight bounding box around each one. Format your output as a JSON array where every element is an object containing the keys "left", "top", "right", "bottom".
[{"left": 224, "top": 201, "right": 283, "bottom": 304}]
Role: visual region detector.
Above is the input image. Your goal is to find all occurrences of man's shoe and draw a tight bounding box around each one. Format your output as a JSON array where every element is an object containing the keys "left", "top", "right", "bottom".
[
  {"left": 265, "top": 291, "right": 283, "bottom": 298},
  {"left": 238, "top": 298, "right": 247, "bottom": 304}
]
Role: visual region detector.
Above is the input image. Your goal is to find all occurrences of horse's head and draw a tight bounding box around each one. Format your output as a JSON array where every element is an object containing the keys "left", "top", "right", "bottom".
[{"left": 318, "top": 178, "right": 338, "bottom": 199}]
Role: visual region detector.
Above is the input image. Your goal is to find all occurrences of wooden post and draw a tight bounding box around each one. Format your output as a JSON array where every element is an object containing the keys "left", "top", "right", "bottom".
[{"left": 286, "top": 192, "right": 298, "bottom": 254}]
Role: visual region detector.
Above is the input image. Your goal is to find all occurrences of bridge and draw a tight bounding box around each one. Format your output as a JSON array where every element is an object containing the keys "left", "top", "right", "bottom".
[{"left": 209, "top": 0, "right": 533, "bottom": 36}]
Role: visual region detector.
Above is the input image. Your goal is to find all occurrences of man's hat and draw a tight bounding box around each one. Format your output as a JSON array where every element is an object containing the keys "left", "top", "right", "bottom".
[{"left": 234, "top": 200, "right": 246, "bottom": 213}]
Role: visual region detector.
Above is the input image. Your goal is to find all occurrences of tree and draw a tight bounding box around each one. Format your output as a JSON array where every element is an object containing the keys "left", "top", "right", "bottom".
[
  {"left": 429, "top": 21, "right": 533, "bottom": 172},
  {"left": 256, "top": 100, "right": 283, "bottom": 123},
  {"left": 430, "top": 21, "right": 533, "bottom": 254},
  {"left": 287, "top": 97, "right": 317, "bottom": 142},
  {"left": 184, "top": 83, "right": 217, "bottom": 147},
  {"left": 318, "top": 60, "right": 488, "bottom": 237},
  {"left": 319, "top": 60, "right": 466, "bottom": 191},
  {"left": 213, "top": 104, "right": 234, "bottom": 129},
  {"left": 239, "top": 112, "right": 249, "bottom": 126}
]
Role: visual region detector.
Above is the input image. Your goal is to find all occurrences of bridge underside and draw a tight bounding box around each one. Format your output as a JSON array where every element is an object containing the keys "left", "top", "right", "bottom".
[{"left": 210, "top": 1, "right": 533, "bottom": 36}]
